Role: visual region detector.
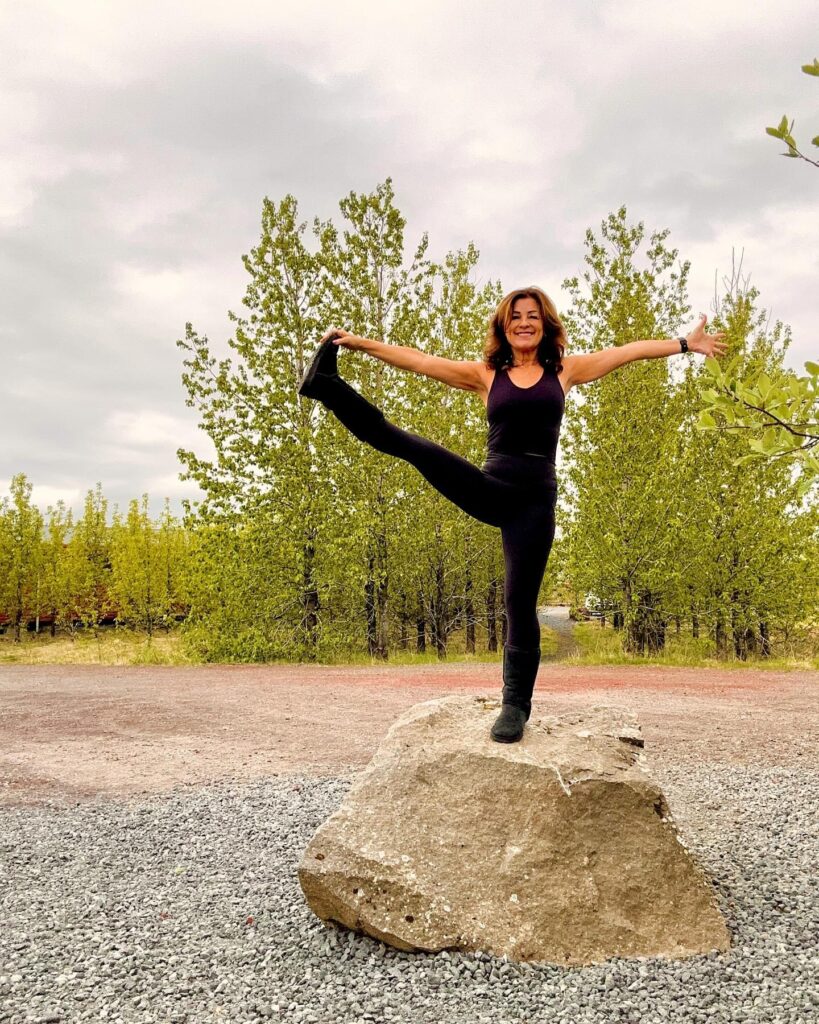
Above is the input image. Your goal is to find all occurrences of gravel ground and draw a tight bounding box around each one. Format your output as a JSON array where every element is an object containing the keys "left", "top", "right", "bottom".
[{"left": 2, "top": 762, "right": 817, "bottom": 1024}]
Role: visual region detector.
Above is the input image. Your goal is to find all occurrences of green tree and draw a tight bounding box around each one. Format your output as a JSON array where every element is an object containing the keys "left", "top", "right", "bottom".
[
  {"left": 699, "top": 350, "right": 818, "bottom": 499},
  {"left": 0, "top": 474, "right": 44, "bottom": 642},
  {"left": 321, "top": 177, "right": 441, "bottom": 659},
  {"left": 41, "top": 500, "right": 74, "bottom": 637},
  {"left": 69, "top": 483, "right": 112, "bottom": 635},
  {"left": 178, "top": 192, "right": 341, "bottom": 660},
  {"left": 110, "top": 495, "right": 183, "bottom": 637},
  {"left": 178, "top": 178, "right": 506, "bottom": 662},
  {"left": 560, "top": 206, "right": 692, "bottom": 654},
  {"left": 681, "top": 262, "right": 817, "bottom": 657}
]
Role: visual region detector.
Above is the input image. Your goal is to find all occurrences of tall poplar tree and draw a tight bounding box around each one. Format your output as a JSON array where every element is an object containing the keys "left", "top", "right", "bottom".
[
  {"left": 560, "top": 206, "right": 692, "bottom": 653},
  {"left": 678, "top": 262, "right": 818, "bottom": 657},
  {"left": 69, "top": 484, "right": 112, "bottom": 635},
  {"left": 322, "top": 177, "right": 439, "bottom": 658},
  {"left": 178, "top": 193, "right": 340, "bottom": 660},
  {"left": 0, "top": 474, "right": 43, "bottom": 642},
  {"left": 42, "top": 500, "right": 73, "bottom": 637},
  {"left": 110, "top": 496, "right": 185, "bottom": 636}
]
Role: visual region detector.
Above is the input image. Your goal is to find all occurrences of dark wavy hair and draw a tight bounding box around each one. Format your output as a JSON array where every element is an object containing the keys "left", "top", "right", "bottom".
[{"left": 483, "top": 286, "right": 567, "bottom": 373}]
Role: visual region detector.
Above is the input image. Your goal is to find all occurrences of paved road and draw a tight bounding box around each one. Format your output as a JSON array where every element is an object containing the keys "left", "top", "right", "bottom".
[{"left": 538, "top": 604, "right": 579, "bottom": 660}]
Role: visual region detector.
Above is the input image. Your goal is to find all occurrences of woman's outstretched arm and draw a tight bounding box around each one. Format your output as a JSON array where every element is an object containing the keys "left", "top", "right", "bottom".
[
  {"left": 321, "top": 329, "right": 426, "bottom": 372},
  {"left": 564, "top": 314, "right": 728, "bottom": 388},
  {"left": 324, "top": 330, "right": 481, "bottom": 391}
]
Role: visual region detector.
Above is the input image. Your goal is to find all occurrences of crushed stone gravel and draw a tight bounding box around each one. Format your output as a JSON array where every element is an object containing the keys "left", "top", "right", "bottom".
[{"left": 1, "top": 763, "right": 817, "bottom": 1024}]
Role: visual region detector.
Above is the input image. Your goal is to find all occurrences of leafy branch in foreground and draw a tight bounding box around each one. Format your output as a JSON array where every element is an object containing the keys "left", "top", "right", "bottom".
[
  {"left": 765, "top": 57, "right": 819, "bottom": 168},
  {"left": 696, "top": 354, "right": 819, "bottom": 496}
]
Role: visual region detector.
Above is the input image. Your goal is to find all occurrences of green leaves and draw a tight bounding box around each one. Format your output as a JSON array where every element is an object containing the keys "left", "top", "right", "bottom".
[
  {"left": 765, "top": 59, "right": 818, "bottom": 163},
  {"left": 697, "top": 348, "right": 819, "bottom": 491}
]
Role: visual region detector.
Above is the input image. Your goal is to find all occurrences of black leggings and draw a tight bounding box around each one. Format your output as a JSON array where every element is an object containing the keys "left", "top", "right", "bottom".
[{"left": 319, "top": 376, "right": 557, "bottom": 651}]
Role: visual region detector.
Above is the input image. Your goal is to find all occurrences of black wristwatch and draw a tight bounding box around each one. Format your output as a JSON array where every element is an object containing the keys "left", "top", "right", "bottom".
[{"left": 676, "top": 336, "right": 689, "bottom": 353}]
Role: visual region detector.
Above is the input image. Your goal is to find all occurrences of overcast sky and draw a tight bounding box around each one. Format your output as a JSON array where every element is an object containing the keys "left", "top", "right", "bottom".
[{"left": 2, "top": 0, "right": 817, "bottom": 518}]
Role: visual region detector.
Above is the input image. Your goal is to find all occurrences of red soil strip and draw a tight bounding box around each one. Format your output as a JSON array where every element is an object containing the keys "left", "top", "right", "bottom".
[{"left": 0, "top": 663, "right": 815, "bottom": 808}]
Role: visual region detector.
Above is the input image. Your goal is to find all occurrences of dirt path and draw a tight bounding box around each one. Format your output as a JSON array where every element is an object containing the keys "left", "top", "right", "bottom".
[
  {"left": 0, "top": 663, "right": 816, "bottom": 809},
  {"left": 538, "top": 605, "right": 579, "bottom": 660}
]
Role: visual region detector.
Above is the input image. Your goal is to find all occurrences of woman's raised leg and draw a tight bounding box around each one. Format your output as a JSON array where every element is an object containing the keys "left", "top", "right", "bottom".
[{"left": 311, "top": 373, "right": 517, "bottom": 528}]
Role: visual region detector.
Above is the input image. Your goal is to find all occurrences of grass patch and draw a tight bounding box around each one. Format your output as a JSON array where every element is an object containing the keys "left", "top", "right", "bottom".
[
  {"left": 566, "top": 621, "right": 819, "bottom": 671},
  {"left": 0, "top": 629, "right": 194, "bottom": 666},
  {"left": 0, "top": 621, "right": 814, "bottom": 669}
]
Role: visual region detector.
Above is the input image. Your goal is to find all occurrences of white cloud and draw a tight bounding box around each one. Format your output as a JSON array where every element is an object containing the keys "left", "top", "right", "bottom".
[{"left": 105, "top": 410, "right": 200, "bottom": 448}]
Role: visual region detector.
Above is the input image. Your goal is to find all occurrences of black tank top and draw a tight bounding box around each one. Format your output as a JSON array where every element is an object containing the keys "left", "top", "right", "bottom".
[{"left": 486, "top": 364, "right": 565, "bottom": 461}]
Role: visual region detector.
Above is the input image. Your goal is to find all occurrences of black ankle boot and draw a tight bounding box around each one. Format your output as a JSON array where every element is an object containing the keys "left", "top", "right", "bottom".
[
  {"left": 490, "top": 704, "right": 528, "bottom": 743},
  {"left": 490, "top": 644, "right": 541, "bottom": 743},
  {"left": 298, "top": 334, "right": 341, "bottom": 398}
]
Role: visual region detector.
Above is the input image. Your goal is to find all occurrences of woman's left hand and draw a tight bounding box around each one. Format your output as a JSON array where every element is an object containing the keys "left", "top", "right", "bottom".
[
  {"left": 320, "top": 328, "right": 368, "bottom": 351},
  {"left": 686, "top": 313, "right": 728, "bottom": 357}
]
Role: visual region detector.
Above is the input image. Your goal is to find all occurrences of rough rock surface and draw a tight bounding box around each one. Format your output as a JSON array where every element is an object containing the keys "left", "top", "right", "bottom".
[{"left": 298, "top": 695, "right": 731, "bottom": 966}]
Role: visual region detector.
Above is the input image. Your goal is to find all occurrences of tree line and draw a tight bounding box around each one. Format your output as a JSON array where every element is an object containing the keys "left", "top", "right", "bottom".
[
  {"left": 2, "top": 185, "right": 816, "bottom": 662},
  {"left": 0, "top": 480, "right": 188, "bottom": 642}
]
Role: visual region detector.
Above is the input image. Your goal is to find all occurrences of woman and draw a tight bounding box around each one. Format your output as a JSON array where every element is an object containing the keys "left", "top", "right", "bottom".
[{"left": 298, "top": 287, "right": 727, "bottom": 743}]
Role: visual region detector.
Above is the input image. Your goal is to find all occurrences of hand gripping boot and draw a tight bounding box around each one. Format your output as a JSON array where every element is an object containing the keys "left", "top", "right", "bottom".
[
  {"left": 490, "top": 644, "right": 541, "bottom": 743},
  {"left": 298, "top": 335, "right": 387, "bottom": 445}
]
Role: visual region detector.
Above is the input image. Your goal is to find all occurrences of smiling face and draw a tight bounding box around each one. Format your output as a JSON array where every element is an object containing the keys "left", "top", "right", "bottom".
[{"left": 506, "top": 296, "right": 544, "bottom": 362}]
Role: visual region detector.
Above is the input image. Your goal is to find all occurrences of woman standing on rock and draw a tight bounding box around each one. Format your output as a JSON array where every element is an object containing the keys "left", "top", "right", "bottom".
[{"left": 298, "top": 287, "right": 727, "bottom": 743}]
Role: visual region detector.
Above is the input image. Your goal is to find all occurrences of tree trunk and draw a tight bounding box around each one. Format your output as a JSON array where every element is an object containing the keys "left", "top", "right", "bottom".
[
  {"left": 365, "top": 551, "right": 377, "bottom": 657},
  {"left": 622, "top": 578, "right": 636, "bottom": 653},
  {"left": 627, "top": 588, "right": 666, "bottom": 654},
  {"left": 465, "top": 568, "right": 476, "bottom": 654},
  {"left": 710, "top": 578, "right": 729, "bottom": 656},
  {"left": 486, "top": 578, "right": 498, "bottom": 653},
  {"left": 759, "top": 620, "right": 771, "bottom": 658},
  {"left": 613, "top": 610, "right": 624, "bottom": 630},
  {"left": 300, "top": 527, "right": 320, "bottom": 659},
  {"left": 13, "top": 578, "right": 22, "bottom": 642},
  {"left": 431, "top": 557, "right": 447, "bottom": 659},
  {"left": 415, "top": 615, "right": 426, "bottom": 654},
  {"left": 689, "top": 584, "right": 699, "bottom": 639},
  {"left": 375, "top": 522, "right": 389, "bottom": 660},
  {"left": 397, "top": 591, "right": 409, "bottom": 651},
  {"left": 714, "top": 612, "right": 727, "bottom": 657},
  {"left": 733, "top": 620, "right": 756, "bottom": 661},
  {"left": 730, "top": 588, "right": 750, "bottom": 661}
]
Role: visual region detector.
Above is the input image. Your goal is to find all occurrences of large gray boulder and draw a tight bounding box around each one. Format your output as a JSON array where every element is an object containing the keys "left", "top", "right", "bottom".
[{"left": 298, "top": 695, "right": 731, "bottom": 965}]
